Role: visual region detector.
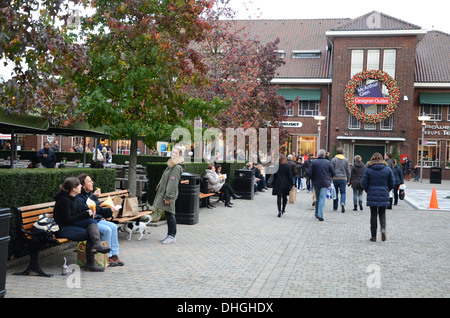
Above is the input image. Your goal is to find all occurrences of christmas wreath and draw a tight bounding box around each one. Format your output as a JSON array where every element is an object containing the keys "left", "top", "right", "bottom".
[{"left": 344, "top": 69, "right": 399, "bottom": 123}]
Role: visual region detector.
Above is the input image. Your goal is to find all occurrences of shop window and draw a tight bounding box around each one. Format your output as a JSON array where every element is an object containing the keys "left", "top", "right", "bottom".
[
  {"left": 297, "top": 136, "right": 317, "bottom": 157},
  {"left": 420, "top": 104, "right": 442, "bottom": 121},
  {"left": 418, "top": 139, "right": 441, "bottom": 167},
  {"left": 298, "top": 100, "right": 319, "bottom": 117}
]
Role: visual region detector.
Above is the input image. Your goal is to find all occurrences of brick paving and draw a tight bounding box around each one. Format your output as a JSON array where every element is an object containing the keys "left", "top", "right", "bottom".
[{"left": 4, "top": 178, "right": 450, "bottom": 298}]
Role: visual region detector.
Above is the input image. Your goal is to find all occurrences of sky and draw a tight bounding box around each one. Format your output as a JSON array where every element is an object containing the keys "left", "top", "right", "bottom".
[{"left": 227, "top": 0, "right": 450, "bottom": 34}]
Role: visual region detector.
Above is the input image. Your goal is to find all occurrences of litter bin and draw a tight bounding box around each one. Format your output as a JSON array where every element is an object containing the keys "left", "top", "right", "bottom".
[
  {"left": 234, "top": 169, "right": 255, "bottom": 200},
  {"left": 430, "top": 167, "right": 442, "bottom": 184},
  {"left": 175, "top": 173, "right": 200, "bottom": 225},
  {"left": 0, "top": 208, "right": 11, "bottom": 298}
]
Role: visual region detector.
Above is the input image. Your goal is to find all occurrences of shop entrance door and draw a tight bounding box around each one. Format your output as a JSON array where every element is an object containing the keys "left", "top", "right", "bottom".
[{"left": 354, "top": 145, "right": 385, "bottom": 164}]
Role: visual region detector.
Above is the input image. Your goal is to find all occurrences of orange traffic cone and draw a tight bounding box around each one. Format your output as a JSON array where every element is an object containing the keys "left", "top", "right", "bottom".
[{"left": 427, "top": 187, "right": 440, "bottom": 209}]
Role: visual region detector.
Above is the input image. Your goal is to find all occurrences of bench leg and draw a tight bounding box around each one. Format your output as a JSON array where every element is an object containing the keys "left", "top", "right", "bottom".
[{"left": 13, "top": 248, "right": 53, "bottom": 277}]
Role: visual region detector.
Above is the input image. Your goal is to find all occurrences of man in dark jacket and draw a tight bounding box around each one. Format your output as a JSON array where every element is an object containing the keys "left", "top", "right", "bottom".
[
  {"left": 307, "top": 149, "right": 336, "bottom": 221},
  {"left": 36, "top": 141, "right": 56, "bottom": 168}
]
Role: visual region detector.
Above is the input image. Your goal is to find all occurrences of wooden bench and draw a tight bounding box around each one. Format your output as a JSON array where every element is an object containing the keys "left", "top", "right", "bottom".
[
  {"left": 13, "top": 190, "right": 152, "bottom": 277},
  {"left": 97, "top": 189, "right": 153, "bottom": 223}
]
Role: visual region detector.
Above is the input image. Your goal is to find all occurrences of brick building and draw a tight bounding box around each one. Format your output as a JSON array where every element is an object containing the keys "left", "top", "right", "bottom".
[{"left": 231, "top": 11, "right": 450, "bottom": 179}]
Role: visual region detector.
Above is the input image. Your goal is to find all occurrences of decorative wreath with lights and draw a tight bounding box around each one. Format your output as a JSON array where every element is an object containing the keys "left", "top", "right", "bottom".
[{"left": 344, "top": 69, "right": 400, "bottom": 123}]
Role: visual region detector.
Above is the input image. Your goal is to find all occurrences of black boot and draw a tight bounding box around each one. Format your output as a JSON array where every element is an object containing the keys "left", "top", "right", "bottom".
[
  {"left": 86, "top": 224, "right": 111, "bottom": 254},
  {"left": 353, "top": 204, "right": 357, "bottom": 211},
  {"left": 84, "top": 242, "right": 105, "bottom": 272},
  {"left": 387, "top": 198, "right": 393, "bottom": 210},
  {"left": 359, "top": 201, "right": 363, "bottom": 211}
]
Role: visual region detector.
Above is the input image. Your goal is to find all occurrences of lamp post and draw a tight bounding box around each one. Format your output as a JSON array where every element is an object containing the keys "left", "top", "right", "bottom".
[
  {"left": 418, "top": 113, "right": 431, "bottom": 183},
  {"left": 314, "top": 112, "right": 326, "bottom": 155}
]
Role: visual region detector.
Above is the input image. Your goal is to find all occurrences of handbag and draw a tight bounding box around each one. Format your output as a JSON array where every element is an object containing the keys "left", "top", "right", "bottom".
[
  {"left": 267, "top": 174, "right": 275, "bottom": 187},
  {"left": 31, "top": 213, "right": 59, "bottom": 241},
  {"left": 122, "top": 197, "right": 139, "bottom": 217},
  {"left": 399, "top": 184, "right": 406, "bottom": 200},
  {"left": 289, "top": 188, "right": 296, "bottom": 203}
]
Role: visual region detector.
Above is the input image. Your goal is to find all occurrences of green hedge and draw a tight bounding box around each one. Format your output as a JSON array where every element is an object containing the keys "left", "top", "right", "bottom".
[
  {"left": 0, "top": 149, "right": 94, "bottom": 162},
  {"left": 0, "top": 168, "right": 116, "bottom": 259}
]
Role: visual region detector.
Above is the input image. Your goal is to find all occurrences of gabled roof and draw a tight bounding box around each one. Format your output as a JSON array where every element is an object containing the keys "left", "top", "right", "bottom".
[
  {"left": 227, "top": 19, "right": 350, "bottom": 79},
  {"left": 224, "top": 12, "right": 450, "bottom": 84},
  {"left": 330, "top": 11, "right": 422, "bottom": 31},
  {"left": 415, "top": 31, "right": 450, "bottom": 83}
]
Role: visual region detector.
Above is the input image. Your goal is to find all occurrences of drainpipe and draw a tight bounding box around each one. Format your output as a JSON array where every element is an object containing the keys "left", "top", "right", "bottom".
[{"left": 326, "top": 36, "right": 334, "bottom": 152}]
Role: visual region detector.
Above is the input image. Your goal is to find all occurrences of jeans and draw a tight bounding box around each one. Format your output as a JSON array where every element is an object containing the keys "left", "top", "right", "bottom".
[
  {"left": 165, "top": 211, "right": 177, "bottom": 237},
  {"left": 353, "top": 189, "right": 363, "bottom": 205},
  {"left": 393, "top": 183, "right": 401, "bottom": 204},
  {"left": 333, "top": 179, "right": 347, "bottom": 210},
  {"left": 306, "top": 177, "right": 311, "bottom": 191},
  {"left": 98, "top": 220, "right": 119, "bottom": 257},
  {"left": 314, "top": 187, "right": 328, "bottom": 219},
  {"left": 294, "top": 177, "right": 303, "bottom": 190},
  {"left": 370, "top": 206, "right": 386, "bottom": 238},
  {"left": 56, "top": 225, "right": 89, "bottom": 241}
]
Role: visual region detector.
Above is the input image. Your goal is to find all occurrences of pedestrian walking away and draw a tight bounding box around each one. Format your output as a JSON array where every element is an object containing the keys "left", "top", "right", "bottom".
[
  {"left": 361, "top": 152, "right": 395, "bottom": 242},
  {"left": 271, "top": 154, "right": 293, "bottom": 217},
  {"left": 307, "top": 149, "right": 336, "bottom": 221},
  {"left": 350, "top": 155, "right": 366, "bottom": 211},
  {"left": 331, "top": 147, "right": 351, "bottom": 213}
]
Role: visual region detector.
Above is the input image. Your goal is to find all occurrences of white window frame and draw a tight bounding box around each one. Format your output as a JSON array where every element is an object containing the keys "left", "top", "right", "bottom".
[
  {"left": 420, "top": 104, "right": 442, "bottom": 121},
  {"left": 298, "top": 100, "right": 320, "bottom": 117}
]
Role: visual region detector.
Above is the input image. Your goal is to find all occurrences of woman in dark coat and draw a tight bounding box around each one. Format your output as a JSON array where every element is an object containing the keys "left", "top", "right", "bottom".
[
  {"left": 361, "top": 152, "right": 395, "bottom": 242},
  {"left": 350, "top": 155, "right": 366, "bottom": 211},
  {"left": 53, "top": 177, "right": 110, "bottom": 271},
  {"left": 272, "top": 154, "right": 293, "bottom": 217}
]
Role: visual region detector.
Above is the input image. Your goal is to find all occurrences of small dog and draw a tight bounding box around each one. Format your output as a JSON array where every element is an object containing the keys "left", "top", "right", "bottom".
[{"left": 119, "top": 216, "right": 152, "bottom": 240}]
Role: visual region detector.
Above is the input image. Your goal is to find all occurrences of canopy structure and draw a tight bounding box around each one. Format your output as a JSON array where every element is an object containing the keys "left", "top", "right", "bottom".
[{"left": 0, "top": 110, "right": 109, "bottom": 167}]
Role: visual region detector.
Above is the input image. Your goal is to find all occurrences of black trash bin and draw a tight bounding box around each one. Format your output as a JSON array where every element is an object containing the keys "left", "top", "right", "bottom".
[
  {"left": 234, "top": 169, "right": 255, "bottom": 200},
  {"left": 175, "top": 173, "right": 200, "bottom": 225},
  {"left": 0, "top": 208, "right": 11, "bottom": 298},
  {"left": 430, "top": 167, "right": 442, "bottom": 184}
]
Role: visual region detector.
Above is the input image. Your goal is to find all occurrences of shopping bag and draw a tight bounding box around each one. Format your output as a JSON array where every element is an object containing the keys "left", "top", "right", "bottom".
[
  {"left": 122, "top": 197, "right": 139, "bottom": 217},
  {"left": 77, "top": 241, "right": 109, "bottom": 269},
  {"left": 289, "top": 188, "right": 296, "bottom": 203},
  {"left": 331, "top": 183, "right": 337, "bottom": 200},
  {"left": 399, "top": 184, "right": 406, "bottom": 200},
  {"left": 112, "top": 195, "right": 124, "bottom": 218}
]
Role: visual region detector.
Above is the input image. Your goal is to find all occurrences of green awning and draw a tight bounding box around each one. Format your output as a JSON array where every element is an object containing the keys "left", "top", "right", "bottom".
[
  {"left": 48, "top": 121, "right": 110, "bottom": 137},
  {"left": 0, "top": 110, "right": 49, "bottom": 133},
  {"left": 277, "top": 89, "right": 321, "bottom": 101},
  {"left": 419, "top": 93, "right": 450, "bottom": 105}
]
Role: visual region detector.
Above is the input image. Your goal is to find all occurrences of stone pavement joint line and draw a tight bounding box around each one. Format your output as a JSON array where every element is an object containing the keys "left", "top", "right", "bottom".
[{"left": 5, "top": 179, "right": 450, "bottom": 298}]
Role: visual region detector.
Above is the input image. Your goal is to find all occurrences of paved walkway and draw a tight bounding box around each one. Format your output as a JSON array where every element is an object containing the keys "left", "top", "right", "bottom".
[{"left": 4, "top": 178, "right": 450, "bottom": 298}]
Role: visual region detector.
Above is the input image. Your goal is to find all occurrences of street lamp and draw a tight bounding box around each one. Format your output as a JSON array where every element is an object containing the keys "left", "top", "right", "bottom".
[
  {"left": 418, "top": 112, "right": 431, "bottom": 183},
  {"left": 314, "top": 112, "right": 326, "bottom": 155}
]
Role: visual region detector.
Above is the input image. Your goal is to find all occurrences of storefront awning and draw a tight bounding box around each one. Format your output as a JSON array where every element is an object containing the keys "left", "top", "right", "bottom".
[
  {"left": 337, "top": 136, "right": 405, "bottom": 142},
  {"left": 0, "top": 110, "right": 49, "bottom": 134},
  {"left": 419, "top": 93, "right": 450, "bottom": 105},
  {"left": 277, "top": 89, "right": 321, "bottom": 101}
]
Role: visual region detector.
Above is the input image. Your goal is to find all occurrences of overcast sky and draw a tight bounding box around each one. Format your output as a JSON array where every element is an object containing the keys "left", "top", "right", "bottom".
[{"left": 227, "top": 0, "right": 450, "bottom": 34}]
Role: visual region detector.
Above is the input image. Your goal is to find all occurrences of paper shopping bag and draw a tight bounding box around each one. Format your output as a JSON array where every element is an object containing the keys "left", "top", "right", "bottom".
[
  {"left": 122, "top": 197, "right": 139, "bottom": 217},
  {"left": 77, "top": 241, "right": 109, "bottom": 269},
  {"left": 289, "top": 188, "right": 296, "bottom": 203},
  {"left": 112, "top": 195, "right": 124, "bottom": 218}
]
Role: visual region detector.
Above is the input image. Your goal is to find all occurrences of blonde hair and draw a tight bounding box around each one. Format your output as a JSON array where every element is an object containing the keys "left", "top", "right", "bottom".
[{"left": 355, "top": 155, "right": 362, "bottom": 162}]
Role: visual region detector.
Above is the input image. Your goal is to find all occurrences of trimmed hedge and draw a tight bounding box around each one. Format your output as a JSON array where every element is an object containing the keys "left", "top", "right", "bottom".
[{"left": 0, "top": 168, "right": 116, "bottom": 259}]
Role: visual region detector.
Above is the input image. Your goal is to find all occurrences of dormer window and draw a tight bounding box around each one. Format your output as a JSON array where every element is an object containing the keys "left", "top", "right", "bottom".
[
  {"left": 276, "top": 50, "right": 286, "bottom": 59},
  {"left": 292, "top": 50, "right": 321, "bottom": 58}
]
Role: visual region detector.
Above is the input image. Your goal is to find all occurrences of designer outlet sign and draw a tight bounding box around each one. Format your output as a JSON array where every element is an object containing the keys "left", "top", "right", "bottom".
[{"left": 355, "top": 81, "right": 389, "bottom": 106}]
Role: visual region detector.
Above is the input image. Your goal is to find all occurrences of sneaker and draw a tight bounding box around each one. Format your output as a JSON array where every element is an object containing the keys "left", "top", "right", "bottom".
[
  {"left": 341, "top": 203, "right": 345, "bottom": 213},
  {"left": 297, "top": 189, "right": 300, "bottom": 193},
  {"left": 161, "top": 235, "right": 176, "bottom": 244},
  {"left": 109, "top": 255, "right": 124, "bottom": 267}
]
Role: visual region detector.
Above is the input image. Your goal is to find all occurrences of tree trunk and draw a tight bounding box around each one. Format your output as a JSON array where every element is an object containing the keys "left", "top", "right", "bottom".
[{"left": 128, "top": 134, "right": 138, "bottom": 197}]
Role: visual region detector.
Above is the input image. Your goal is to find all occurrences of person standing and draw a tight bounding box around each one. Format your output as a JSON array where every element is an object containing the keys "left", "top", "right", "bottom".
[
  {"left": 361, "top": 152, "right": 394, "bottom": 242},
  {"left": 403, "top": 157, "right": 411, "bottom": 181},
  {"left": 331, "top": 147, "right": 351, "bottom": 213},
  {"left": 36, "top": 141, "right": 56, "bottom": 168},
  {"left": 307, "top": 149, "right": 336, "bottom": 221},
  {"left": 271, "top": 154, "right": 293, "bottom": 217},
  {"left": 152, "top": 146, "right": 185, "bottom": 244},
  {"left": 392, "top": 159, "right": 404, "bottom": 206},
  {"left": 350, "top": 155, "right": 366, "bottom": 211}
]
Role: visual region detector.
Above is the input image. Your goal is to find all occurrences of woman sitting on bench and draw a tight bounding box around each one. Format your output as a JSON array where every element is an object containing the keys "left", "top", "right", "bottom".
[
  {"left": 205, "top": 164, "right": 240, "bottom": 207},
  {"left": 53, "top": 177, "right": 111, "bottom": 272}
]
